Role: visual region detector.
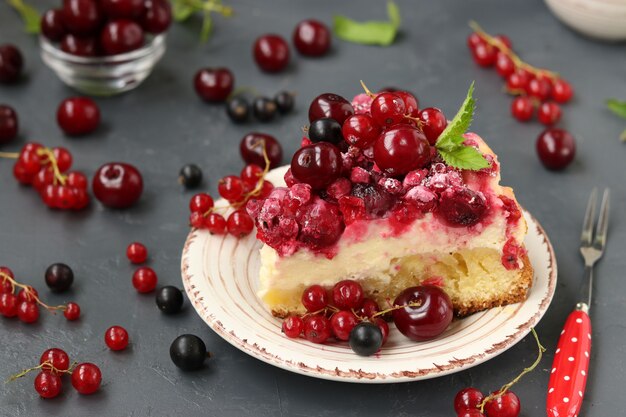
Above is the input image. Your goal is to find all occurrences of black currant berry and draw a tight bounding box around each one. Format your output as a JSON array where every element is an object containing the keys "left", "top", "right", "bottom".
[
  {"left": 156, "top": 286, "right": 184, "bottom": 314},
  {"left": 44, "top": 263, "right": 74, "bottom": 292},
  {"left": 308, "top": 117, "right": 343, "bottom": 144},
  {"left": 274, "top": 91, "right": 295, "bottom": 114},
  {"left": 178, "top": 164, "right": 203, "bottom": 189},
  {"left": 170, "top": 334, "right": 210, "bottom": 371},
  {"left": 252, "top": 97, "right": 277, "bottom": 122},
  {"left": 349, "top": 322, "right": 383, "bottom": 356},
  {"left": 226, "top": 96, "right": 250, "bottom": 123}
]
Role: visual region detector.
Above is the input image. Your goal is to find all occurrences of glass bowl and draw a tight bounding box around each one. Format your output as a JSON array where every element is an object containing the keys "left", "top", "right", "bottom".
[{"left": 40, "top": 34, "right": 166, "bottom": 96}]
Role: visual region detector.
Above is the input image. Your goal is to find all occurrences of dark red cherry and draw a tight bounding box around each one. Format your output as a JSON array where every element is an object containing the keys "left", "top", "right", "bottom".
[
  {"left": 536, "top": 128, "right": 575, "bottom": 170},
  {"left": 239, "top": 132, "right": 283, "bottom": 168},
  {"left": 100, "top": 19, "right": 145, "bottom": 55},
  {"left": 57, "top": 97, "right": 100, "bottom": 136},
  {"left": 373, "top": 125, "right": 431, "bottom": 176},
  {"left": 293, "top": 19, "right": 331, "bottom": 57},
  {"left": 0, "top": 105, "right": 18, "bottom": 144},
  {"left": 0, "top": 44, "right": 24, "bottom": 84},
  {"left": 100, "top": 0, "right": 145, "bottom": 19},
  {"left": 291, "top": 142, "right": 341, "bottom": 189},
  {"left": 391, "top": 285, "right": 453, "bottom": 341},
  {"left": 438, "top": 186, "right": 487, "bottom": 227},
  {"left": 193, "top": 68, "right": 234, "bottom": 102},
  {"left": 141, "top": 0, "right": 171, "bottom": 34},
  {"left": 61, "top": 0, "right": 102, "bottom": 35},
  {"left": 418, "top": 107, "right": 447, "bottom": 145},
  {"left": 60, "top": 34, "right": 99, "bottom": 57},
  {"left": 308, "top": 93, "right": 354, "bottom": 124},
  {"left": 92, "top": 162, "right": 143, "bottom": 208},
  {"left": 41, "top": 9, "right": 67, "bottom": 41},
  {"left": 253, "top": 34, "right": 290, "bottom": 73}
]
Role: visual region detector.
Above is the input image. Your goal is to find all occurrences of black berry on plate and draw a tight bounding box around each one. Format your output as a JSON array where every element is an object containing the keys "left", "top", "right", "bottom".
[
  {"left": 92, "top": 162, "right": 143, "bottom": 208},
  {"left": 194, "top": 67, "right": 234, "bottom": 102},
  {"left": 293, "top": 19, "right": 331, "bottom": 57},
  {"left": 240, "top": 132, "right": 283, "bottom": 168},
  {"left": 156, "top": 286, "right": 184, "bottom": 314},
  {"left": 0, "top": 105, "right": 18, "bottom": 144},
  {"left": 349, "top": 322, "right": 383, "bottom": 356},
  {"left": 252, "top": 97, "right": 277, "bottom": 122},
  {"left": 170, "top": 334, "right": 209, "bottom": 371},
  {"left": 178, "top": 164, "right": 203, "bottom": 189},
  {"left": 274, "top": 91, "right": 295, "bottom": 114},
  {"left": 253, "top": 34, "right": 290, "bottom": 73},
  {"left": 0, "top": 44, "right": 24, "bottom": 84},
  {"left": 308, "top": 117, "right": 343, "bottom": 144},
  {"left": 45, "top": 263, "right": 74, "bottom": 292},
  {"left": 226, "top": 96, "right": 250, "bottom": 123}
]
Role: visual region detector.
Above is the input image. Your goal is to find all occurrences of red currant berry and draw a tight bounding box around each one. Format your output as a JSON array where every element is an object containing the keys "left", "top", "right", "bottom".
[
  {"left": 0, "top": 293, "right": 18, "bottom": 317},
  {"left": 52, "top": 147, "right": 73, "bottom": 172},
  {"left": 132, "top": 267, "right": 157, "bottom": 293},
  {"left": 218, "top": 175, "right": 245, "bottom": 202},
  {"left": 471, "top": 43, "right": 496, "bottom": 67},
  {"left": 506, "top": 69, "right": 532, "bottom": 92},
  {"left": 100, "top": 0, "right": 144, "bottom": 19},
  {"left": 536, "top": 128, "right": 575, "bottom": 170},
  {"left": 189, "top": 193, "right": 214, "bottom": 213},
  {"left": 454, "top": 387, "right": 485, "bottom": 413},
  {"left": 458, "top": 411, "right": 485, "bottom": 417},
  {"left": 483, "top": 391, "right": 520, "bottom": 417},
  {"left": 342, "top": 114, "right": 381, "bottom": 149},
  {"left": 205, "top": 213, "right": 226, "bottom": 234},
  {"left": 511, "top": 96, "right": 534, "bottom": 122},
  {"left": 537, "top": 101, "right": 561, "bottom": 126},
  {"left": 330, "top": 310, "right": 358, "bottom": 341},
  {"left": 19, "top": 150, "right": 43, "bottom": 176},
  {"left": 226, "top": 209, "right": 254, "bottom": 237},
  {"left": 93, "top": 162, "right": 143, "bottom": 208},
  {"left": 32, "top": 169, "right": 54, "bottom": 191},
  {"left": 140, "top": 0, "right": 172, "bottom": 34},
  {"left": 373, "top": 317, "right": 389, "bottom": 346},
  {"left": 0, "top": 44, "right": 23, "bottom": 84},
  {"left": 240, "top": 132, "right": 283, "bottom": 169},
  {"left": 72, "top": 188, "right": 90, "bottom": 210},
  {"left": 291, "top": 142, "right": 341, "bottom": 189},
  {"left": 418, "top": 107, "right": 448, "bottom": 145},
  {"left": 71, "top": 363, "right": 102, "bottom": 395},
  {"left": 34, "top": 371, "right": 62, "bottom": 399},
  {"left": 126, "top": 242, "right": 147, "bottom": 264},
  {"left": 293, "top": 19, "right": 331, "bottom": 57},
  {"left": 301, "top": 284, "right": 328, "bottom": 312},
  {"left": 189, "top": 211, "right": 204, "bottom": 228},
  {"left": 495, "top": 34, "right": 512, "bottom": 49},
  {"left": 65, "top": 172, "right": 86, "bottom": 190},
  {"left": 253, "top": 34, "right": 290, "bottom": 73},
  {"left": 357, "top": 298, "right": 380, "bottom": 318},
  {"left": 64, "top": 302, "right": 81, "bottom": 320},
  {"left": 332, "top": 280, "right": 364, "bottom": 310},
  {"left": 254, "top": 180, "right": 274, "bottom": 199},
  {"left": 374, "top": 125, "right": 431, "bottom": 176},
  {"left": 41, "top": 185, "right": 58, "bottom": 207},
  {"left": 392, "top": 285, "right": 453, "bottom": 341},
  {"left": 60, "top": 34, "right": 98, "bottom": 57},
  {"left": 370, "top": 93, "right": 406, "bottom": 127},
  {"left": 551, "top": 78, "right": 573, "bottom": 103},
  {"left": 57, "top": 97, "right": 100, "bottom": 136},
  {"left": 527, "top": 77, "right": 551, "bottom": 101},
  {"left": 282, "top": 315, "right": 304, "bottom": 338},
  {"left": 61, "top": 0, "right": 102, "bottom": 35},
  {"left": 17, "top": 286, "right": 38, "bottom": 303},
  {"left": 396, "top": 91, "right": 420, "bottom": 118},
  {"left": 308, "top": 93, "right": 354, "bottom": 124},
  {"left": 17, "top": 301, "right": 39, "bottom": 323},
  {"left": 194, "top": 68, "right": 234, "bottom": 102},
  {"left": 495, "top": 52, "right": 515, "bottom": 78},
  {"left": 105, "top": 325, "right": 129, "bottom": 350},
  {"left": 55, "top": 186, "right": 78, "bottom": 209},
  {"left": 0, "top": 104, "right": 18, "bottom": 144},
  {"left": 303, "top": 315, "right": 331, "bottom": 344},
  {"left": 100, "top": 19, "right": 145, "bottom": 55},
  {"left": 240, "top": 164, "right": 263, "bottom": 188},
  {"left": 0, "top": 268, "right": 13, "bottom": 294},
  {"left": 13, "top": 162, "right": 34, "bottom": 185},
  {"left": 467, "top": 32, "right": 485, "bottom": 49},
  {"left": 40, "top": 348, "right": 70, "bottom": 373}
]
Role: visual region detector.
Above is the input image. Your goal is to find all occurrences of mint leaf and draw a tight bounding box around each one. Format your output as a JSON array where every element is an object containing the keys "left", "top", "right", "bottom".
[
  {"left": 8, "top": 0, "right": 40, "bottom": 34},
  {"left": 607, "top": 99, "right": 626, "bottom": 119},
  {"left": 438, "top": 145, "right": 489, "bottom": 170},
  {"left": 435, "top": 82, "right": 475, "bottom": 151},
  {"left": 333, "top": 1, "right": 400, "bottom": 46}
]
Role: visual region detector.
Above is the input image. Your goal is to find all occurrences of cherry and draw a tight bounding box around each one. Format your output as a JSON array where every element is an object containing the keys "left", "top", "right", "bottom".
[
  {"left": 0, "top": 105, "right": 18, "bottom": 144},
  {"left": 194, "top": 67, "right": 234, "bottom": 102},
  {"left": 330, "top": 310, "right": 358, "bottom": 341},
  {"left": 170, "top": 334, "right": 208, "bottom": 370},
  {"left": 0, "top": 44, "right": 24, "bottom": 83},
  {"left": 240, "top": 132, "right": 283, "bottom": 168},
  {"left": 471, "top": 43, "right": 496, "bottom": 67},
  {"left": 536, "top": 128, "right": 575, "bottom": 170},
  {"left": 418, "top": 107, "right": 448, "bottom": 145},
  {"left": 374, "top": 125, "right": 431, "bottom": 176},
  {"left": 370, "top": 92, "right": 406, "bottom": 127},
  {"left": 483, "top": 391, "right": 521, "bottom": 417},
  {"left": 45, "top": 263, "right": 74, "bottom": 292},
  {"left": 40, "top": 348, "right": 70, "bottom": 374},
  {"left": 126, "top": 242, "right": 147, "bottom": 264},
  {"left": 303, "top": 315, "right": 331, "bottom": 344},
  {"left": 57, "top": 97, "right": 100, "bottom": 136},
  {"left": 64, "top": 302, "right": 81, "bottom": 320},
  {"left": 301, "top": 284, "right": 328, "bottom": 312},
  {"left": 282, "top": 315, "right": 304, "bottom": 338},
  {"left": 293, "top": 19, "right": 331, "bottom": 56},
  {"left": 454, "top": 387, "right": 485, "bottom": 413},
  {"left": 132, "top": 267, "right": 157, "bottom": 293},
  {"left": 392, "top": 285, "right": 453, "bottom": 341},
  {"left": 527, "top": 77, "right": 551, "bottom": 101},
  {"left": 61, "top": 0, "right": 102, "bottom": 35},
  {"left": 34, "top": 372, "right": 62, "bottom": 399},
  {"left": 41, "top": 9, "right": 67, "bottom": 41},
  {"left": 100, "top": 0, "right": 144, "bottom": 19},
  {"left": 141, "top": 0, "right": 171, "bottom": 34},
  {"left": 349, "top": 322, "right": 383, "bottom": 356},
  {"left": 226, "top": 209, "right": 254, "bottom": 237},
  {"left": 205, "top": 213, "right": 226, "bottom": 234},
  {"left": 495, "top": 52, "right": 515, "bottom": 78},
  {"left": 342, "top": 114, "right": 380, "bottom": 149},
  {"left": 439, "top": 186, "right": 487, "bottom": 227},
  {"left": 291, "top": 142, "right": 342, "bottom": 189},
  {"left": 332, "top": 280, "right": 364, "bottom": 310},
  {"left": 100, "top": 20, "right": 145, "bottom": 55},
  {"left": 105, "top": 325, "right": 129, "bottom": 350},
  {"left": 510, "top": 96, "right": 534, "bottom": 122},
  {"left": 0, "top": 294, "right": 18, "bottom": 317},
  {"left": 17, "top": 301, "right": 39, "bottom": 323},
  {"left": 253, "top": 34, "right": 290, "bottom": 73},
  {"left": 467, "top": 32, "right": 485, "bottom": 49},
  {"left": 155, "top": 286, "right": 184, "bottom": 314},
  {"left": 537, "top": 101, "right": 561, "bottom": 126},
  {"left": 60, "top": 34, "right": 99, "bottom": 57},
  {"left": 218, "top": 175, "right": 244, "bottom": 202},
  {"left": 308, "top": 117, "right": 343, "bottom": 144},
  {"left": 71, "top": 363, "right": 101, "bottom": 394},
  {"left": 189, "top": 193, "right": 213, "bottom": 213},
  {"left": 308, "top": 93, "right": 354, "bottom": 124},
  {"left": 506, "top": 69, "right": 532, "bottom": 92},
  {"left": 551, "top": 78, "right": 573, "bottom": 103},
  {"left": 92, "top": 162, "right": 143, "bottom": 208}
]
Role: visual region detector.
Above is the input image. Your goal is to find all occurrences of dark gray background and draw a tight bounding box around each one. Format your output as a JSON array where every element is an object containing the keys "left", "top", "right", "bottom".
[{"left": 1, "top": 0, "right": 625, "bottom": 416}]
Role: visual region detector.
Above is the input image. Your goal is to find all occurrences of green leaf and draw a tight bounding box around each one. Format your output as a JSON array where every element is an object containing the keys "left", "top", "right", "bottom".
[
  {"left": 8, "top": 0, "right": 41, "bottom": 34},
  {"left": 387, "top": 0, "right": 400, "bottom": 27},
  {"left": 172, "top": 0, "right": 196, "bottom": 22},
  {"left": 438, "top": 146, "right": 490, "bottom": 170},
  {"left": 436, "top": 82, "right": 475, "bottom": 151},
  {"left": 333, "top": 0, "right": 400, "bottom": 46},
  {"left": 607, "top": 99, "right": 626, "bottom": 119},
  {"left": 200, "top": 11, "right": 213, "bottom": 42}
]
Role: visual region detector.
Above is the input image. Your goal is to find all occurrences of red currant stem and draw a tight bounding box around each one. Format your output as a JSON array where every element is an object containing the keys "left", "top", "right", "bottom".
[
  {"left": 478, "top": 328, "right": 545, "bottom": 412},
  {"left": 403, "top": 114, "right": 425, "bottom": 130},
  {"left": 302, "top": 305, "right": 340, "bottom": 318},
  {"left": 0, "top": 152, "right": 19, "bottom": 159},
  {"left": 301, "top": 125, "right": 309, "bottom": 133},
  {"left": 359, "top": 80, "right": 376, "bottom": 98},
  {"left": 469, "top": 21, "right": 559, "bottom": 80},
  {"left": 5, "top": 360, "right": 77, "bottom": 383},
  {"left": 370, "top": 301, "right": 423, "bottom": 319},
  {"left": 37, "top": 147, "right": 67, "bottom": 186},
  {"left": 0, "top": 271, "right": 68, "bottom": 313}
]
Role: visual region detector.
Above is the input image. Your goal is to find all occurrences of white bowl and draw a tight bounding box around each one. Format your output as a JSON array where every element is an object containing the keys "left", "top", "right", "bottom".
[{"left": 545, "top": 0, "right": 626, "bottom": 41}]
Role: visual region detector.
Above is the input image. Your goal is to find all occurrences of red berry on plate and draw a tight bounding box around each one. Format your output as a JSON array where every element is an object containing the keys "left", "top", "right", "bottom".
[
  {"left": 392, "top": 285, "right": 453, "bottom": 341},
  {"left": 471, "top": 43, "right": 496, "bottom": 67},
  {"left": 330, "top": 310, "right": 358, "bottom": 341},
  {"left": 0, "top": 104, "right": 18, "bottom": 144},
  {"left": 454, "top": 387, "right": 485, "bottom": 413},
  {"left": 536, "top": 128, "right": 575, "bottom": 170},
  {"left": 205, "top": 213, "right": 226, "bottom": 234},
  {"left": 370, "top": 92, "right": 406, "bottom": 127},
  {"left": 61, "top": 0, "right": 102, "bottom": 35},
  {"left": 140, "top": 0, "right": 171, "bottom": 34},
  {"left": 303, "top": 315, "right": 331, "bottom": 344},
  {"left": 40, "top": 348, "right": 70, "bottom": 374},
  {"left": 308, "top": 93, "right": 354, "bottom": 124},
  {"left": 132, "top": 267, "right": 157, "bottom": 293},
  {"left": 0, "top": 293, "right": 18, "bottom": 317},
  {"left": 291, "top": 142, "right": 342, "bottom": 190},
  {"left": 483, "top": 391, "right": 520, "bottom": 417},
  {"left": 34, "top": 372, "right": 62, "bottom": 399},
  {"left": 189, "top": 211, "right": 204, "bottom": 228},
  {"left": 511, "top": 96, "right": 534, "bottom": 122},
  {"left": 342, "top": 114, "right": 381, "bottom": 149},
  {"left": 100, "top": 0, "right": 144, "bottom": 19},
  {"left": 374, "top": 125, "right": 431, "bottom": 176},
  {"left": 240, "top": 164, "right": 263, "bottom": 187},
  {"left": 301, "top": 284, "right": 327, "bottom": 312},
  {"left": 218, "top": 175, "right": 245, "bottom": 202},
  {"left": 332, "top": 280, "right": 364, "bottom": 310},
  {"left": 357, "top": 298, "right": 380, "bottom": 318},
  {"left": 57, "top": 97, "right": 100, "bottom": 136},
  {"left": 537, "top": 101, "right": 561, "bottom": 126},
  {"left": 0, "top": 44, "right": 23, "bottom": 83},
  {"left": 60, "top": 34, "right": 98, "bottom": 57},
  {"left": 126, "top": 242, "right": 147, "bottom": 264},
  {"left": 226, "top": 209, "right": 254, "bottom": 237},
  {"left": 64, "top": 302, "right": 81, "bottom": 320},
  {"left": 373, "top": 317, "right": 389, "bottom": 346},
  {"left": 396, "top": 91, "right": 420, "bottom": 118},
  {"left": 253, "top": 34, "right": 290, "bottom": 73},
  {"left": 17, "top": 301, "right": 39, "bottom": 323},
  {"left": 93, "top": 162, "right": 143, "bottom": 208},
  {"left": 100, "top": 19, "right": 145, "bottom": 55},
  {"left": 551, "top": 78, "right": 573, "bottom": 103},
  {"left": 282, "top": 315, "right": 304, "bottom": 338},
  {"left": 527, "top": 77, "right": 551, "bottom": 101},
  {"left": 194, "top": 68, "right": 234, "bottom": 102},
  {"left": 240, "top": 132, "right": 283, "bottom": 169},
  {"left": 189, "top": 193, "right": 213, "bottom": 213},
  {"left": 293, "top": 19, "right": 331, "bottom": 57},
  {"left": 71, "top": 363, "right": 101, "bottom": 395},
  {"left": 418, "top": 107, "right": 447, "bottom": 145},
  {"left": 105, "top": 325, "right": 129, "bottom": 350}
]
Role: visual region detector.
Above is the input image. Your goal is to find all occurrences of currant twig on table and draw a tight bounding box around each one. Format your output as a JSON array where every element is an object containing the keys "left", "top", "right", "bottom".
[
  {"left": 0, "top": 271, "right": 68, "bottom": 313},
  {"left": 37, "top": 147, "right": 67, "bottom": 186},
  {"left": 0, "top": 152, "right": 19, "bottom": 159},
  {"left": 6, "top": 361, "right": 77, "bottom": 383}
]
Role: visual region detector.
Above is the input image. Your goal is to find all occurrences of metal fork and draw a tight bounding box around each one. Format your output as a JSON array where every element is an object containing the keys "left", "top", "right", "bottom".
[{"left": 547, "top": 188, "right": 610, "bottom": 417}]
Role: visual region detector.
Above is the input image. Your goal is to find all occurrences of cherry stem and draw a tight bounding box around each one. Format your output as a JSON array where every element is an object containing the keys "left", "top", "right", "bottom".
[
  {"left": 6, "top": 361, "right": 77, "bottom": 383},
  {"left": 360, "top": 80, "right": 376, "bottom": 98},
  {"left": 371, "top": 301, "right": 423, "bottom": 319},
  {"left": 0, "top": 152, "right": 19, "bottom": 159},
  {"left": 478, "top": 328, "right": 545, "bottom": 412},
  {"left": 37, "top": 147, "right": 66, "bottom": 186},
  {"left": 469, "top": 21, "right": 559, "bottom": 80},
  {"left": 0, "top": 271, "right": 68, "bottom": 313}
]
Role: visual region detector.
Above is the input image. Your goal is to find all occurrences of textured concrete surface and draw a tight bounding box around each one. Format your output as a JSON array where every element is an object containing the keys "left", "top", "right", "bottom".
[{"left": 1, "top": 0, "right": 625, "bottom": 415}]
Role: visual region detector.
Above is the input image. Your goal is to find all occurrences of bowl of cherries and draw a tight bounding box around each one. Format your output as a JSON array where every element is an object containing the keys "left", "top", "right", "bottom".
[{"left": 39, "top": 0, "right": 171, "bottom": 96}]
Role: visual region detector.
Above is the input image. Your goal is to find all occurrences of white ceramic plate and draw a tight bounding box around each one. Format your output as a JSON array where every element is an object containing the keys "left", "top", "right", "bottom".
[{"left": 181, "top": 167, "right": 557, "bottom": 383}]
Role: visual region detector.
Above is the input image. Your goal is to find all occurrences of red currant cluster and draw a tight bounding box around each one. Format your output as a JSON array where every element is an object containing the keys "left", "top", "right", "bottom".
[
  {"left": 0, "top": 266, "right": 80, "bottom": 323},
  {"left": 41, "top": 0, "right": 171, "bottom": 57},
  {"left": 125, "top": 242, "right": 158, "bottom": 293},
  {"left": 467, "top": 22, "right": 573, "bottom": 126},
  {"left": 9, "top": 348, "right": 101, "bottom": 399},
  {"left": 7, "top": 142, "right": 90, "bottom": 210}
]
